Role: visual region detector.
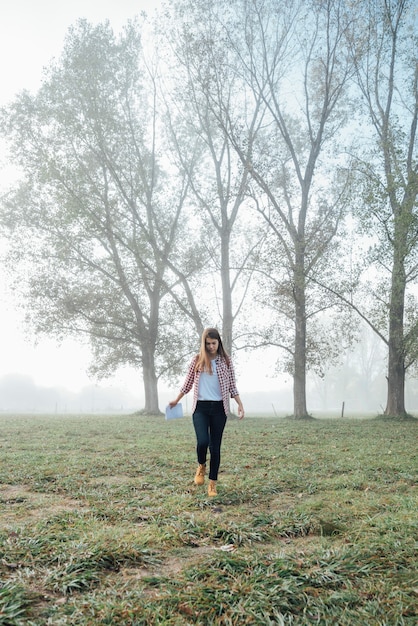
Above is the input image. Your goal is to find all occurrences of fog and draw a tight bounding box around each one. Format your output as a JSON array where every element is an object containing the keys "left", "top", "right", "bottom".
[
  {"left": 0, "top": 372, "right": 290, "bottom": 415},
  {"left": 2, "top": 364, "right": 417, "bottom": 417},
  {"left": 1, "top": 298, "right": 417, "bottom": 416},
  {"left": 0, "top": 374, "right": 138, "bottom": 414}
]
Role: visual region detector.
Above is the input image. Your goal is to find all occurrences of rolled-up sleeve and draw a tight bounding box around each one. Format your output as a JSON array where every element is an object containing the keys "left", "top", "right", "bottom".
[
  {"left": 216, "top": 357, "right": 239, "bottom": 414},
  {"left": 180, "top": 356, "right": 198, "bottom": 395},
  {"left": 227, "top": 360, "right": 239, "bottom": 398}
]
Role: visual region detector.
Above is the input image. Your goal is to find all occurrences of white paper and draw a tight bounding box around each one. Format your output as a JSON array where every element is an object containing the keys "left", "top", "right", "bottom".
[{"left": 165, "top": 403, "right": 184, "bottom": 420}]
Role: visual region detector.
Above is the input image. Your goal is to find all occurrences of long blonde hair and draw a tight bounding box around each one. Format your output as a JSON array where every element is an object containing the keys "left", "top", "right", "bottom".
[{"left": 195, "top": 328, "right": 230, "bottom": 373}]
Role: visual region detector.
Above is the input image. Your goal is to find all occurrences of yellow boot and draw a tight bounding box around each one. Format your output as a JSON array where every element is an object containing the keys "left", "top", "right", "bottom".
[
  {"left": 194, "top": 464, "right": 206, "bottom": 485},
  {"left": 208, "top": 479, "right": 217, "bottom": 497}
]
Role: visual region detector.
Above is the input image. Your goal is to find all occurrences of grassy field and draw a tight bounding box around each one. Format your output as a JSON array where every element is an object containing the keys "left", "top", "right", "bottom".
[{"left": 0, "top": 413, "right": 417, "bottom": 625}]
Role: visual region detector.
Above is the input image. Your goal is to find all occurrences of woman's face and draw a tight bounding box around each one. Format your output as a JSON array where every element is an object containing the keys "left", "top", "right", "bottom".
[{"left": 205, "top": 336, "right": 219, "bottom": 357}]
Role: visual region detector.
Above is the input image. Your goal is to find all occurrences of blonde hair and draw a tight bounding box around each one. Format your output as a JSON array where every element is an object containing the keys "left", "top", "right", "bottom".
[{"left": 195, "top": 328, "right": 230, "bottom": 373}]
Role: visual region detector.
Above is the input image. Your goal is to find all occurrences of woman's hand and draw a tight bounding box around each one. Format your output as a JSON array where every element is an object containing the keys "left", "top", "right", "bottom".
[
  {"left": 233, "top": 394, "right": 244, "bottom": 420},
  {"left": 169, "top": 393, "right": 184, "bottom": 408}
]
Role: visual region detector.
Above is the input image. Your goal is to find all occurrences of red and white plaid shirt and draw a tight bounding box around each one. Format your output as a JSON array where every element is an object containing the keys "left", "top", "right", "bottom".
[{"left": 180, "top": 355, "right": 240, "bottom": 415}]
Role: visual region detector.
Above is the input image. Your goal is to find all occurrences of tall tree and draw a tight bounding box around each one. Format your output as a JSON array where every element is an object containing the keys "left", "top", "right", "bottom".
[
  {"left": 346, "top": 0, "right": 418, "bottom": 417},
  {"left": 186, "top": 0, "right": 353, "bottom": 417},
  {"left": 0, "top": 19, "right": 202, "bottom": 414},
  {"left": 162, "top": 1, "right": 265, "bottom": 354}
]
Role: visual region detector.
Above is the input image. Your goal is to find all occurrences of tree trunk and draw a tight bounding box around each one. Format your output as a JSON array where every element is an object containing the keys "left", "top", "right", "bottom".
[
  {"left": 385, "top": 352, "right": 406, "bottom": 417},
  {"left": 221, "top": 231, "right": 233, "bottom": 354},
  {"left": 141, "top": 347, "right": 162, "bottom": 415},
  {"left": 293, "top": 304, "right": 309, "bottom": 418},
  {"left": 293, "top": 252, "right": 310, "bottom": 418},
  {"left": 384, "top": 248, "right": 407, "bottom": 417}
]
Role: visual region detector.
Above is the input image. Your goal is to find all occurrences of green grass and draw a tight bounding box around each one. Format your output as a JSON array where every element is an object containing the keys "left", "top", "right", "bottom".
[{"left": 0, "top": 413, "right": 417, "bottom": 625}]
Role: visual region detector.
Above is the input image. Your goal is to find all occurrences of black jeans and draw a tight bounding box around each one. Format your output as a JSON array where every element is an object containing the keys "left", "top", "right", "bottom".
[{"left": 192, "top": 400, "right": 227, "bottom": 480}]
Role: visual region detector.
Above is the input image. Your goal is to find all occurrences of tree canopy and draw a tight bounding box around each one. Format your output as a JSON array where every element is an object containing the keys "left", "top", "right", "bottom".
[{"left": 1, "top": 0, "right": 417, "bottom": 418}]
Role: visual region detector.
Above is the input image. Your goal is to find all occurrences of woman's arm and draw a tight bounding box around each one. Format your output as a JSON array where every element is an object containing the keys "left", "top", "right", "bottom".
[
  {"left": 227, "top": 359, "right": 244, "bottom": 419},
  {"left": 169, "top": 356, "right": 197, "bottom": 406},
  {"left": 169, "top": 391, "right": 185, "bottom": 407}
]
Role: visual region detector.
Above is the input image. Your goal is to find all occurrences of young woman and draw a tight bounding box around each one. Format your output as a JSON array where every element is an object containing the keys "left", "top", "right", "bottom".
[{"left": 169, "top": 328, "right": 244, "bottom": 497}]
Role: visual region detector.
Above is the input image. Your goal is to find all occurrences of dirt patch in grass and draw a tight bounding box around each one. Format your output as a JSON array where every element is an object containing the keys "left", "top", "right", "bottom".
[
  {"left": 0, "top": 484, "right": 89, "bottom": 525},
  {"left": 269, "top": 492, "right": 300, "bottom": 511},
  {"left": 120, "top": 546, "right": 214, "bottom": 579}
]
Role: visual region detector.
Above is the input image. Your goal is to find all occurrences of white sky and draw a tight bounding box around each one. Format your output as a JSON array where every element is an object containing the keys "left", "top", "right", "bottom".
[
  {"left": 0, "top": 0, "right": 160, "bottom": 394},
  {"left": 0, "top": 0, "right": 164, "bottom": 102},
  {"left": 0, "top": 0, "right": 280, "bottom": 397}
]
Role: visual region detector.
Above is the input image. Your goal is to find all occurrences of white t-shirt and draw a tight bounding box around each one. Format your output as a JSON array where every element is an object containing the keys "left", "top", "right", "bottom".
[{"left": 197, "top": 359, "right": 222, "bottom": 401}]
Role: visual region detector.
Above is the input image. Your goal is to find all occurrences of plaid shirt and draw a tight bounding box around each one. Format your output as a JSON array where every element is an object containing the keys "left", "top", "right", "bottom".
[{"left": 180, "top": 355, "right": 240, "bottom": 415}]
